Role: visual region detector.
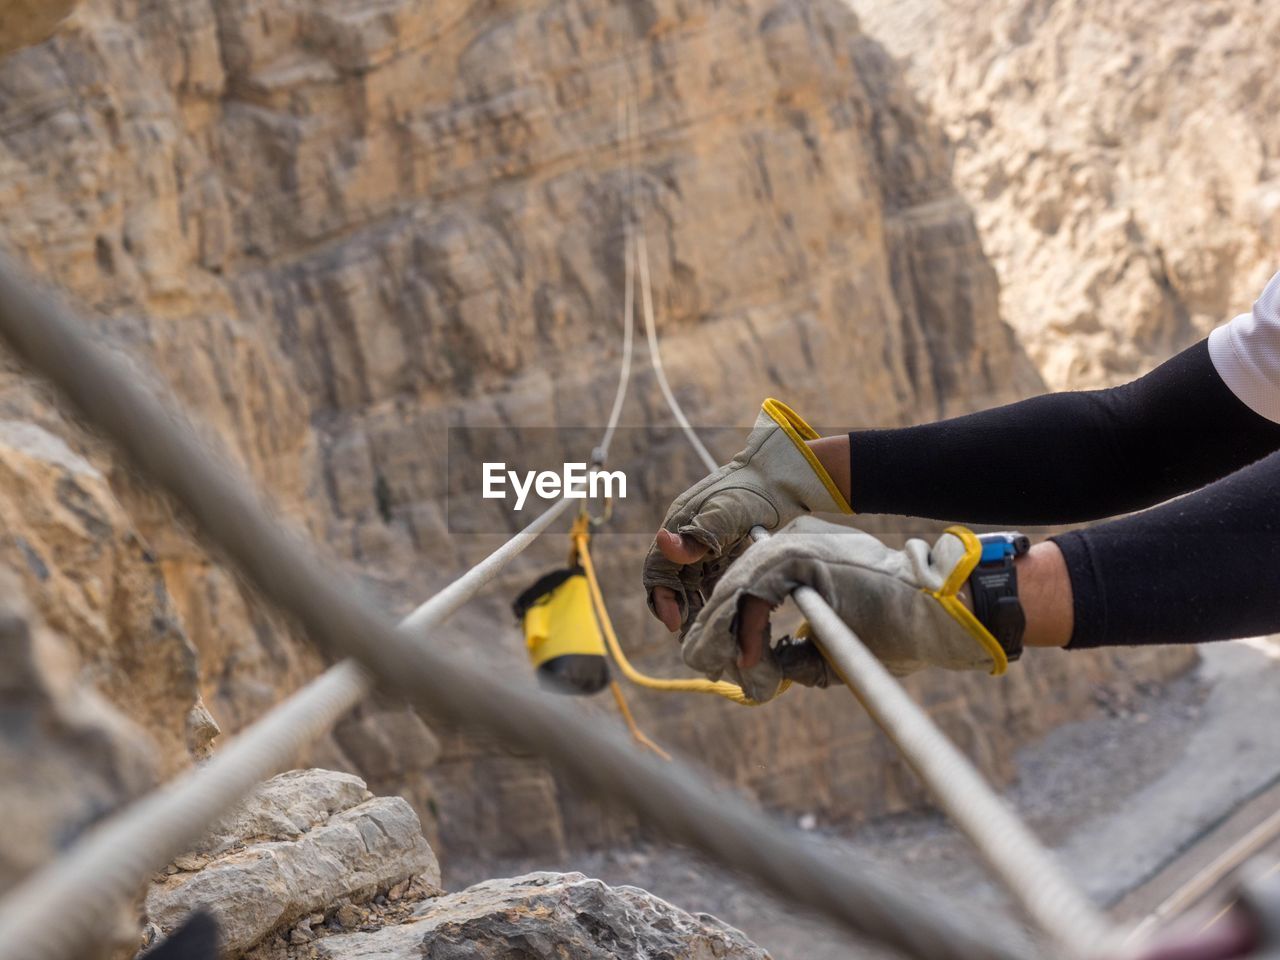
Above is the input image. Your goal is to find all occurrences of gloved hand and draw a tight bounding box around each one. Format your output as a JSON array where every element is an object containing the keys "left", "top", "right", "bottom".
[
  {"left": 680, "top": 516, "right": 1009, "bottom": 702},
  {"left": 644, "top": 399, "right": 852, "bottom": 634}
]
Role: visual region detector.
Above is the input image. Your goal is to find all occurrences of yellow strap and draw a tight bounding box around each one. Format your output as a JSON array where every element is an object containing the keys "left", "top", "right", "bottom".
[{"left": 572, "top": 521, "right": 789, "bottom": 706}]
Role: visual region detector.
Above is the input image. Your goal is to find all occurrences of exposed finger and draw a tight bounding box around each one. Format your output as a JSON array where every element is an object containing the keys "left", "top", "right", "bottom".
[
  {"left": 736, "top": 595, "right": 772, "bottom": 669},
  {"left": 656, "top": 528, "right": 710, "bottom": 565},
  {"left": 651, "top": 585, "right": 683, "bottom": 633}
]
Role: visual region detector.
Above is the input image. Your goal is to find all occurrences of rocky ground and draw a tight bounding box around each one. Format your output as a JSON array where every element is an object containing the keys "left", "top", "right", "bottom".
[
  {"left": 451, "top": 639, "right": 1280, "bottom": 960},
  {"left": 138, "top": 769, "right": 769, "bottom": 960}
]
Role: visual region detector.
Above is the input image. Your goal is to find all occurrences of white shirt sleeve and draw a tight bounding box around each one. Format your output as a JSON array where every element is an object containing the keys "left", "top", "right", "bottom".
[{"left": 1208, "top": 270, "right": 1280, "bottom": 424}]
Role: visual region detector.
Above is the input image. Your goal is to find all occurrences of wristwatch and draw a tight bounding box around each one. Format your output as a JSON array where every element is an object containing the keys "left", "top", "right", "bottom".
[{"left": 969, "top": 532, "right": 1029, "bottom": 663}]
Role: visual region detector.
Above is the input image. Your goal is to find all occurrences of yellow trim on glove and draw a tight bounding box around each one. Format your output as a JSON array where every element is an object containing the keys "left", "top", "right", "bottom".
[
  {"left": 761, "top": 398, "right": 854, "bottom": 515},
  {"left": 928, "top": 525, "right": 1008, "bottom": 676}
]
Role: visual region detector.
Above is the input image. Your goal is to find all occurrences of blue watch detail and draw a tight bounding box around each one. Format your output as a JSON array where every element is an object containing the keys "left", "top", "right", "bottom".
[
  {"left": 971, "top": 532, "right": 1029, "bottom": 663},
  {"left": 978, "top": 532, "right": 1031, "bottom": 565}
]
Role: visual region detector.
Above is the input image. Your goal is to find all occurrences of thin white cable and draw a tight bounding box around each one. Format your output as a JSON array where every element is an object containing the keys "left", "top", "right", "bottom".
[
  {"left": 408, "top": 105, "right": 637, "bottom": 639},
  {"left": 401, "top": 497, "right": 573, "bottom": 632},
  {"left": 625, "top": 90, "right": 718, "bottom": 473},
  {"left": 633, "top": 181, "right": 1112, "bottom": 953},
  {"left": 596, "top": 224, "right": 633, "bottom": 464},
  {"left": 637, "top": 228, "right": 718, "bottom": 473},
  {"left": 594, "top": 102, "right": 637, "bottom": 465}
]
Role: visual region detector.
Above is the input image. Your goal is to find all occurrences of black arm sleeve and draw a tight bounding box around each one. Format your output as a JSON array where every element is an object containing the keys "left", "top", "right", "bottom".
[
  {"left": 848, "top": 340, "right": 1280, "bottom": 524},
  {"left": 1051, "top": 450, "right": 1280, "bottom": 647}
]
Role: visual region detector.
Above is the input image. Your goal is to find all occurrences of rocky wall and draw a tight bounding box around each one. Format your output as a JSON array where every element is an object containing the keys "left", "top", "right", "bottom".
[
  {"left": 849, "top": 0, "right": 1280, "bottom": 388},
  {"left": 0, "top": 0, "right": 1194, "bottom": 869}
]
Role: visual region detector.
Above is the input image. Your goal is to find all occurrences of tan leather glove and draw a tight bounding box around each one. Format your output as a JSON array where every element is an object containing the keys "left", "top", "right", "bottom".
[
  {"left": 643, "top": 399, "right": 852, "bottom": 632},
  {"left": 680, "top": 517, "right": 1009, "bottom": 702}
]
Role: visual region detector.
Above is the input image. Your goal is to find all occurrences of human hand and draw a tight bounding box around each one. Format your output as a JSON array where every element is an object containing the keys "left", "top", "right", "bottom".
[
  {"left": 643, "top": 399, "right": 852, "bottom": 636},
  {"left": 679, "top": 517, "right": 1009, "bottom": 702}
]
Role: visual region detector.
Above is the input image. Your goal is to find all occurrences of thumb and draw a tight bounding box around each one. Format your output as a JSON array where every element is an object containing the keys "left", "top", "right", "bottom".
[
  {"left": 736, "top": 595, "right": 772, "bottom": 669},
  {"left": 656, "top": 529, "right": 710, "bottom": 565}
]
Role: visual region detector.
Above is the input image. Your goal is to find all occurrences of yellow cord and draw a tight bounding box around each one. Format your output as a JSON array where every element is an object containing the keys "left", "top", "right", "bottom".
[
  {"left": 571, "top": 517, "right": 789, "bottom": 707},
  {"left": 608, "top": 681, "right": 673, "bottom": 761}
]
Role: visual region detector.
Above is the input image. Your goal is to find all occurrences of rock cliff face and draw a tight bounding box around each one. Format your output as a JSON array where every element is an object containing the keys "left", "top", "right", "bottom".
[
  {"left": 849, "top": 0, "right": 1280, "bottom": 388},
  {"left": 0, "top": 572, "right": 156, "bottom": 953},
  {"left": 0, "top": 1, "right": 77, "bottom": 55},
  {"left": 0, "top": 0, "right": 1192, "bottom": 873},
  {"left": 0, "top": 420, "right": 217, "bottom": 773}
]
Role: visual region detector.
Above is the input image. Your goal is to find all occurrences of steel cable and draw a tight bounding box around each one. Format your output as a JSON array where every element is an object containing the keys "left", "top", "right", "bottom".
[{"left": 785, "top": 555, "right": 1114, "bottom": 956}]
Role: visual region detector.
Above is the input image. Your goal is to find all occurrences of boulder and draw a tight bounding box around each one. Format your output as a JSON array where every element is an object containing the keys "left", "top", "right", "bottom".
[
  {"left": 144, "top": 770, "right": 441, "bottom": 957},
  {"left": 185, "top": 769, "right": 373, "bottom": 860},
  {"left": 307, "top": 873, "right": 770, "bottom": 960}
]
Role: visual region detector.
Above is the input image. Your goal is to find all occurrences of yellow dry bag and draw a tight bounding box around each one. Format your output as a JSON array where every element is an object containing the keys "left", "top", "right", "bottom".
[{"left": 512, "top": 566, "right": 610, "bottom": 696}]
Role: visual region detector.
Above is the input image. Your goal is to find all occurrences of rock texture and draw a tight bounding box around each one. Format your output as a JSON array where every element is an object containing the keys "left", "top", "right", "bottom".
[
  {"left": 850, "top": 0, "right": 1280, "bottom": 388},
  {"left": 145, "top": 769, "right": 441, "bottom": 957},
  {"left": 0, "top": 0, "right": 78, "bottom": 56},
  {"left": 0, "top": 0, "right": 331, "bottom": 755},
  {"left": 0, "top": 572, "right": 154, "bottom": 952},
  {"left": 0, "top": 0, "right": 1195, "bottom": 868},
  {"left": 0, "top": 418, "right": 216, "bottom": 773},
  {"left": 140, "top": 773, "right": 765, "bottom": 960},
  {"left": 304, "top": 873, "right": 769, "bottom": 960}
]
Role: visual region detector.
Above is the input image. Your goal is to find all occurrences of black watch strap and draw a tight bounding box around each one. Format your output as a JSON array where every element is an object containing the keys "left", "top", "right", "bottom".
[{"left": 969, "top": 532, "right": 1028, "bottom": 663}]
